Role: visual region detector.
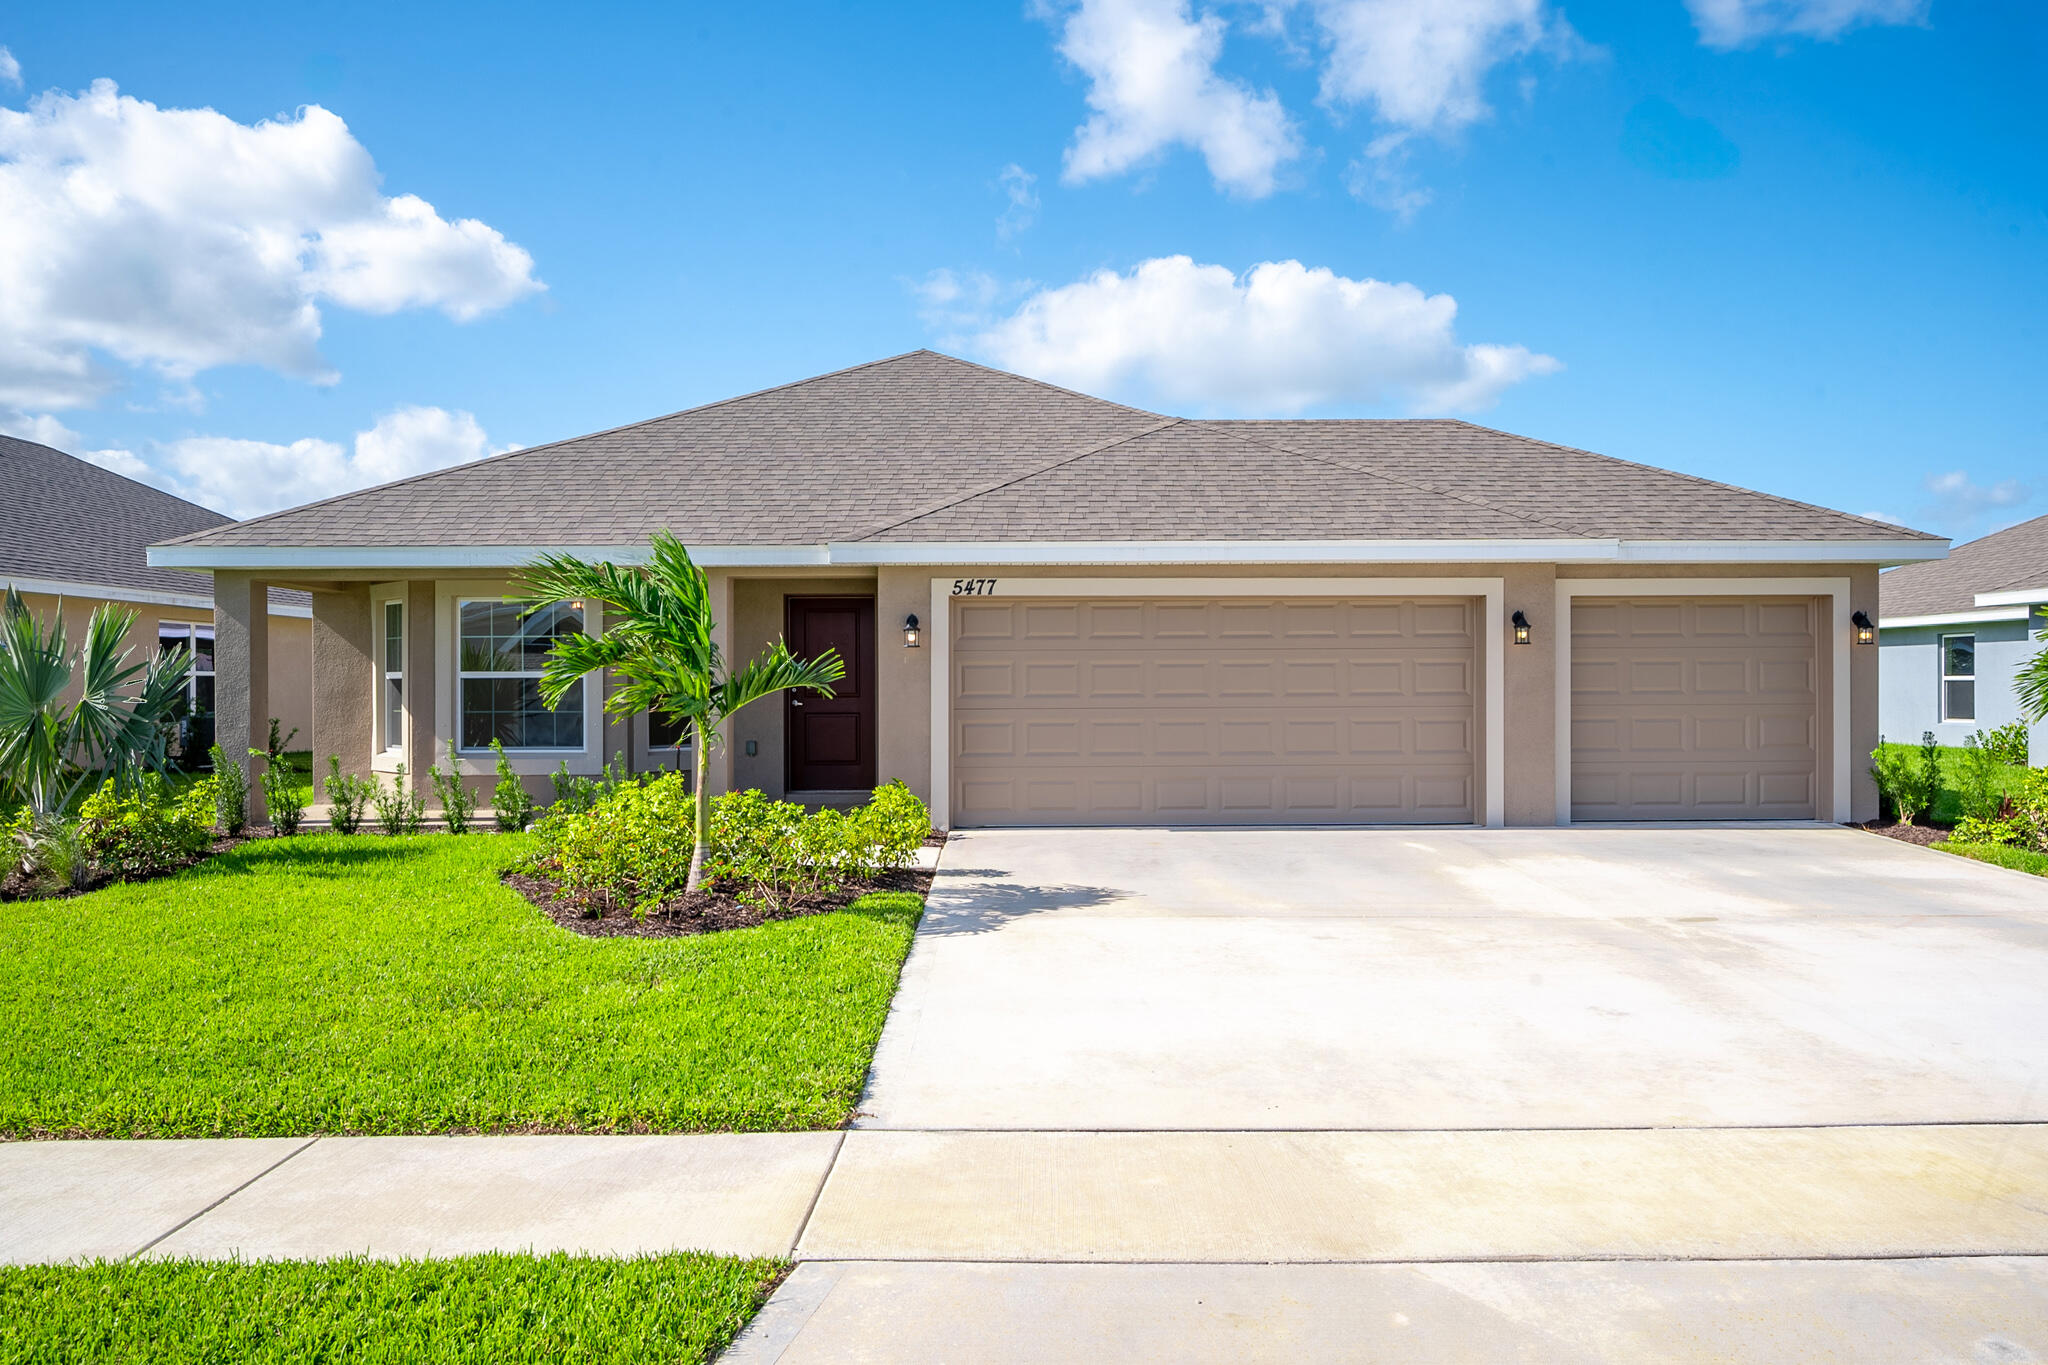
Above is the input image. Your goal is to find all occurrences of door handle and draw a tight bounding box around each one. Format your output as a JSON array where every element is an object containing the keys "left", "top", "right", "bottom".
[{"left": 792, "top": 699, "right": 804, "bottom": 707}]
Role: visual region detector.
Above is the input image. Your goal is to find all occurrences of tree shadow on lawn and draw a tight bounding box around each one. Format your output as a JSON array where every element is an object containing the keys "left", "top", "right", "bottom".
[
  {"left": 188, "top": 836, "right": 447, "bottom": 881},
  {"left": 915, "top": 870, "right": 1123, "bottom": 935}
]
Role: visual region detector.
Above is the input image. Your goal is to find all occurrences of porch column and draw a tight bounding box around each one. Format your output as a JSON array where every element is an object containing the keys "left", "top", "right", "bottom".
[
  {"left": 312, "top": 585, "right": 374, "bottom": 779},
  {"left": 405, "top": 581, "right": 438, "bottom": 797},
  {"left": 212, "top": 573, "right": 271, "bottom": 822}
]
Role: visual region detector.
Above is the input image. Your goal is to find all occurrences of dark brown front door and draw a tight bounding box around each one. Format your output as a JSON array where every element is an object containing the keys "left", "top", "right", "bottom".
[{"left": 786, "top": 596, "right": 876, "bottom": 792}]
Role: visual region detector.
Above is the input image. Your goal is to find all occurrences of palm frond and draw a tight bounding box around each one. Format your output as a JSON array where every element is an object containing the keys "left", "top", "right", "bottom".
[{"left": 2016, "top": 613, "right": 2048, "bottom": 726}]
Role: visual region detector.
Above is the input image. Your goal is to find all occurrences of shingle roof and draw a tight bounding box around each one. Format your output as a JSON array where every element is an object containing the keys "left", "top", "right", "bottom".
[
  {"left": 1880, "top": 512, "right": 2048, "bottom": 619},
  {"left": 1, "top": 433, "right": 308, "bottom": 609},
  {"left": 160, "top": 350, "right": 1942, "bottom": 553}
]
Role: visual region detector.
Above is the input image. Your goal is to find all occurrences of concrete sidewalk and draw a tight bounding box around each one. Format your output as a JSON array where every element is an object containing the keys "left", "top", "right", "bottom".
[
  {"left": 0, "top": 1133, "right": 839, "bottom": 1265},
  {"left": 9, "top": 1123, "right": 2048, "bottom": 1267}
]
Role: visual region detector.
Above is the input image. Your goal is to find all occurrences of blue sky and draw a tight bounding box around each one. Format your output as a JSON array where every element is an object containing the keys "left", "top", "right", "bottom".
[{"left": 0, "top": 1, "right": 2040, "bottom": 539}]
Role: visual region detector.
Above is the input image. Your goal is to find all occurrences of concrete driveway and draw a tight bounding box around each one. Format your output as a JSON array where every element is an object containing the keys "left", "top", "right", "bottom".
[{"left": 858, "top": 825, "right": 2048, "bottom": 1130}]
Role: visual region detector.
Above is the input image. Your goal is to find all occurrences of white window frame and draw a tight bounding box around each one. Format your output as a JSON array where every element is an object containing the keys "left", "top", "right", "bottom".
[
  {"left": 453, "top": 595, "right": 590, "bottom": 757},
  {"left": 157, "top": 620, "right": 215, "bottom": 712},
  {"left": 1940, "top": 632, "right": 1976, "bottom": 723},
  {"left": 378, "top": 599, "right": 405, "bottom": 756},
  {"left": 370, "top": 588, "right": 408, "bottom": 772}
]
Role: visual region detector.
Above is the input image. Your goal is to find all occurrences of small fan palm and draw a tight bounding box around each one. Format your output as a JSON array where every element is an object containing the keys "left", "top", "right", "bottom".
[
  {"left": 517, "top": 531, "right": 846, "bottom": 893},
  {"left": 0, "top": 589, "right": 193, "bottom": 818}
]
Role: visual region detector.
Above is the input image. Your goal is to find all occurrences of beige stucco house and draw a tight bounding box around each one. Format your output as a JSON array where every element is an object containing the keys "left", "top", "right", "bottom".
[
  {"left": 2, "top": 432, "right": 312, "bottom": 758},
  {"left": 149, "top": 352, "right": 1945, "bottom": 826}
]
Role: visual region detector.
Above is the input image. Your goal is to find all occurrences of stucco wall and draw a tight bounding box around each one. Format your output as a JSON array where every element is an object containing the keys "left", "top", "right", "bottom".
[{"left": 1879, "top": 613, "right": 2044, "bottom": 761}]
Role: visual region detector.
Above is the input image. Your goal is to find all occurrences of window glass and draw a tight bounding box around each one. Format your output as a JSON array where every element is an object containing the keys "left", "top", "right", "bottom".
[
  {"left": 1944, "top": 679, "right": 1976, "bottom": 722},
  {"left": 456, "top": 599, "right": 585, "bottom": 750},
  {"left": 1943, "top": 637, "right": 1975, "bottom": 678},
  {"left": 648, "top": 710, "right": 690, "bottom": 749},
  {"left": 158, "top": 623, "right": 216, "bottom": 759},
  {"left": 1941, "top": 634, "right": 1977, "bottom": 722}
]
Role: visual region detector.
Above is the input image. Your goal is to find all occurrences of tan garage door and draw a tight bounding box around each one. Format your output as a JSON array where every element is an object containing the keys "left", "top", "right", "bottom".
[
  {"left": 1570, "top": 596, "right": 1819, "bottom": 821},
  {"left": 952, "top": 596, "right": 1476, "bottom": 826}
]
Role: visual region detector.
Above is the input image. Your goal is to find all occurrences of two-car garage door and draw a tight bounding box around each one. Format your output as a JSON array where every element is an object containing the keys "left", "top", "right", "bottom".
[{"left": 952, "top": 597, "right": 1475, "bottom": 826}]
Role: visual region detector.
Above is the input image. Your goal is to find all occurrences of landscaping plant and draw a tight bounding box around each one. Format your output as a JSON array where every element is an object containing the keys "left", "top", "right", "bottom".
[
  {"left": 323, "top": 755, "right": 374, "bottom": 835},
  {"left": 5, "top": 806, "right": 87, "bottom": 896},
  {"left": 372, "top": 764, "right": 426, "bottom": 836},
  {"left": 252, "top": 749, "right": 305, "bottom": 834},
  {"left": 532, "top": 770, "right": 698, "bottom": 915},
  {"left": 517, "top": 531, "right": 845, "bottom": 893},
  {"left": 2015, "top": 608, "right": 2048, "bottom": 729},
  {"left": 208, "top": 742, "right": 248, "bottom": 836},
  {"left": 490, "top": 739, "right": 535, "bottom": 831},
  {"left": 546, "top": 755, "right": 636, "bottom": 815},
  {"left": 1869, "top": 740, "right": 1924, "bottom": 823},
  {"left": 430, "top": 739, "right": 478, "bottom": 834},
  {"left": 77, "top": 775, "right": 217, "bottom": 881},
  {"left": 0, "top": 588, "right": 191, "bottom": 819},
  {"left": 1980, "top": 720, "right": 2031, "bottom": 768}
]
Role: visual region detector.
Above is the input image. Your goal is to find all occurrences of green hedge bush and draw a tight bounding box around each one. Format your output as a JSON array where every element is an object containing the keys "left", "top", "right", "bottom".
[{"left": 76, "top": 775, "right": 218, "bottom": 881}]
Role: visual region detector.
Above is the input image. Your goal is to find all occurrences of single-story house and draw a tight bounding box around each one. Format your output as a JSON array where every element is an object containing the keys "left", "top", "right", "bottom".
[
  {"left": 1878, "top": 512, "right": 2046, "bottom": 758},
  {"left": 2, "top": 432, "right": 313, "bottom": 758},
  {"left": 148, "top": 351, "right": 1945, "bottom": 827}
]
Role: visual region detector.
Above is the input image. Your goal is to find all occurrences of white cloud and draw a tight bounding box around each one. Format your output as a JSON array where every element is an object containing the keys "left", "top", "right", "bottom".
[
  {"left": 1042, "top": 0, "right": 1301, "bottom": 197},
  {"left": 0, "top": 47, "right": 20, "bottom": 88},
  {"left": 1302, "top": 0, "right": 1568, "bottom": 134},
  {"left": 0, "top": 79, "right": 542, "bottom": 412},
  {"left": 1922, "top": 469, "right": 2029, "bottom": 534},
  {"left": 1344, "top": 130, "right": 1432, "bottom": 222},
  {"left": 88, "top": 405, "right": 512, "bottom": 519},
  {"left": 0, "top": 409, "right": 82, "bottom": 451},
  {"left": 996, "top": 164, "right": 1040, "bottom": 240},
  {"left": 1685, "top": 0, "right": 1928, "bottom": 49},
  {"left": 958, "top": 255, "right": 1560, "bottom": 414}
]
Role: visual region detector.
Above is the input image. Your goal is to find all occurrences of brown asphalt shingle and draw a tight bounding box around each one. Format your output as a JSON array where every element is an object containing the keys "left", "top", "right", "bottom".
[
  {"left": 158, "top": 351, "right": 1943, "bottom": 553},
  {"left": 1879, "top": 512, "right": 2048, "bottom": 618}
]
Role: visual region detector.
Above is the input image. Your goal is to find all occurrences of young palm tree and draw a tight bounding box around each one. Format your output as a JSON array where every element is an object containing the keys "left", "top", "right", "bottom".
[
  {"left": 2017, "top": 609, "right": 2048, "bottom": 728},
  {"left": 517, "top": 531, "right": 846, "bottom": 893},
  {"left": 0, "top": 589, "right": 193, "bottom": 818}
]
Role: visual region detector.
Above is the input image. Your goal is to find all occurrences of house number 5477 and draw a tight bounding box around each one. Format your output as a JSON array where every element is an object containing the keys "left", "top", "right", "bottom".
[{"left": 950, "top": 578, "right": 999, "bottom": 596}]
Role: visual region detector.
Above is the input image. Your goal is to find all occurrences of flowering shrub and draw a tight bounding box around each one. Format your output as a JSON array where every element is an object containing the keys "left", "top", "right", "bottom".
[{"left": 77, "top": 775, "right": 218, "bottom": 881}]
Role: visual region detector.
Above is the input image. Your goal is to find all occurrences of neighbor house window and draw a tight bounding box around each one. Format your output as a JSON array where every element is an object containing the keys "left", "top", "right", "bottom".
[
  {"left": 158, "top": 622, "right": 215, "bottom": 754},
  {"left": 1941, "top": 633, "right": 1975, "bottom": 722},
  {"left": 457, "top": 599, "right": 585, "bottom": 750},
  {"left": 380, "top": 601, "right": 405, "bottom": 752}
]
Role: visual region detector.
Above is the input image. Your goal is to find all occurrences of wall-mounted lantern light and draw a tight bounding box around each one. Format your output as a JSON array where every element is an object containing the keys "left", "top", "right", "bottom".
[
  {"left": 1852, "top": 610, "right": 1874, "bottom": 646},
  {"left": 903, "top": 613, "right": 922, "bottom": 648},
  {"left": 1511, "top": 610, "right": 1532, "bottom": 645}
]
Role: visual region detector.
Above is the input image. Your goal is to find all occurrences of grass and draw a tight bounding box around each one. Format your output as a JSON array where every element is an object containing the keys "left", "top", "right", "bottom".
[
  {"left": 0, "top": 1252, "right": 783, "bottom": 1364},
  {"left": 0, "top": 833, "right": 923, "bottom": 1137},
  {"left": 1936, "top": 840, "right": 2048, "bottom": 878},
  {"left": 1873, "top": 740, "right": 2028, "bottom": 825}
]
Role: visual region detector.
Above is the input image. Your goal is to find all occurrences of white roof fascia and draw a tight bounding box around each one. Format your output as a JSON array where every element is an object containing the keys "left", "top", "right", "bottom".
[
  {"left": 1972, "top": 586, "right": 2048, "bottom": 610},
  {"left": 2, "top": 575, "right": 310, "bottom": 617},
  {"left": 1878, "top": 606, "right": 2032, "bottom": 629}
]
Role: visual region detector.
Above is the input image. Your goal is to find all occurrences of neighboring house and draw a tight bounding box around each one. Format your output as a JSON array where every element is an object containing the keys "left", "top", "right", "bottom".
[
  {"left": 1878, "top": 512, "right": 2048, "bottom": 758},
  {"left": 149, "top": 351, "right": 1944, "bottom": 826},
  {"left": 1, "top": 433, "right": 314, "bottom": 758}
]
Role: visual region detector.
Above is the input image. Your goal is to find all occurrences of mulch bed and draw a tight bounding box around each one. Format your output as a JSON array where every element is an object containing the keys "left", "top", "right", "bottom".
[
  {"left": 505, "top": 858, "right": 939, "bottom": 939},
  {"left": 0, "top": 833, "right": 255, "bottom": 903},
  {"left": 1848, "top": 819, "right": 1948, "bottom": 848}
]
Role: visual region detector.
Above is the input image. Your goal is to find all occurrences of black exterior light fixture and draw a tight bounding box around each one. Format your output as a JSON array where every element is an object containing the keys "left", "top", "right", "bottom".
[
  {"left": 903, "top": 613, "right": 922, "bottom": 648},
  {"left": 1852, "top": 610, "right": 1875, "bottom": 646},
  {"left": 1511, "top": 610, "right": 1532, "bottom": 645}
]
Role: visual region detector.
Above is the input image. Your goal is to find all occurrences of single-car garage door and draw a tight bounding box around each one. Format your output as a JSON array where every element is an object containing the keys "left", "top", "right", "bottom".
[
  {"left": 1570, "top": 596, "right": 1819, "bottom": 821},
  {"left": 951, "top": 596, "right": 1476, "bottom": 826}
]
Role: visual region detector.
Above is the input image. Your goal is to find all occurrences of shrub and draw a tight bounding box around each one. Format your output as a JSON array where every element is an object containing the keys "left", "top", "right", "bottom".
[
  {"left": 1981, "top": 721, "right": 2030, "bottom": 767},
  {"left": 842, "top": 781, "right": 930, "bottom": 880},
  {"left": 251, "top": 747, "right": 305, "bottom": 837},
  {"left": 6, "top": 808, "right": 87, "bottom": 895},
  {"left": 1910, "top": 731, "right": 1942, "bottom": 818},
  {"left": 547, "top": 755, "right": 636, "bottom": 815},
  {"left": 2012, "top": 767, "right": 2048, "bottom": 852},
  {"left": 1870, "top": 740, "right": 1923, "bottom": 823},
  {"left": 1954, "top": 734, "right": 2007, "bottom": 824},
  {"left": 540, "top": 771, "right": 697, "bottom": 915},
  {"left": 207, "top": 743, "right": 247, "bottom": 836},
  {"left": 490, "top": 739, "right": 535, "bottom": 832},
  {"left": 76, "top": 774, "right": 217, "bottom": 881},
  {"left": 323, "top": 756, "right": 374, "bottom": 835},
  {"left": 707, "top": 789, "right": 848, "bottom": 913},
  {"left": 1952, "top": 813, "right": 2028, "bottom": 848},
  {"left": 429, "top": 739, "right": 477, "bottom": 834},
  {"left": 372, "top": 764, "right": 426, "bottom": 837}
]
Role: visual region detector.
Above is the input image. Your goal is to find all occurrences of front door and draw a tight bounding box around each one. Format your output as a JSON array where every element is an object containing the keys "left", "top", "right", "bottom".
[{"left": 786, "top": 596, "right": 877, "bottom": 792}]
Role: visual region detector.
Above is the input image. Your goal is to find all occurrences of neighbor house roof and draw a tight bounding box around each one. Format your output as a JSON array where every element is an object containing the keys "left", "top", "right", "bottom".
[
  {"left": 1, "top": 432, "right": 307, "bottom": 611},
  {"left": 1879, "top": 512, "right": 2048, "bottom": 620},
  {"left": 154, "top": 351, "right": 1944, "bottom": 559}
]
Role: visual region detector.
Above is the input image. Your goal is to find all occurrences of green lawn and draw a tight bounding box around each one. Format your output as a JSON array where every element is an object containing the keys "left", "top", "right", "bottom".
[
  {"left": 1873, "top": 741, "right": 2028, "bottom": 825},
  {"left": 0, "top": 1252, "right": 782, "bottom": 1364},
  {"left": 0, "top": 833, "right": 922, "bottom": 1137},
  {"left": 1937, "top": 840, "right": 2048, "bottom": 878}
]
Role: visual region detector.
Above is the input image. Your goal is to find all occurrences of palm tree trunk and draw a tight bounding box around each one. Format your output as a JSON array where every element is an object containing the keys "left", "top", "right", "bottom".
[{"left": 686, "top": 729, "right": 711, "bottom": 894}]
